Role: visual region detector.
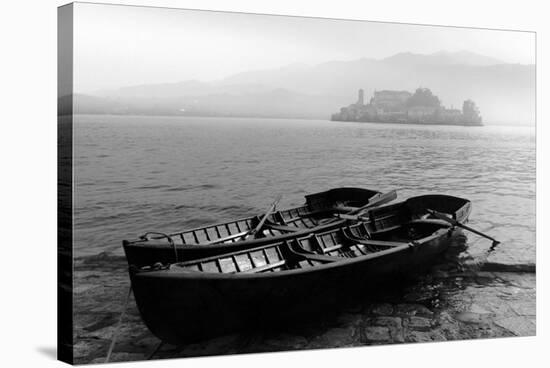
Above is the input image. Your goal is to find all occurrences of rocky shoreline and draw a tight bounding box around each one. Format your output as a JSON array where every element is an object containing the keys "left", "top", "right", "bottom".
[{"left": 73, "top": 249, "right": 535, "bottom": 364}]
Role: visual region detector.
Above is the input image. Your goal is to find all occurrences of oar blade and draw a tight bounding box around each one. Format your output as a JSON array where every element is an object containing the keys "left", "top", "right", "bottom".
[
  {"left": 427, "top": 208, "right": 500, "bottom": 246},
  {"left": 349, "top": 189, "right": 398, "bottom": 215}
]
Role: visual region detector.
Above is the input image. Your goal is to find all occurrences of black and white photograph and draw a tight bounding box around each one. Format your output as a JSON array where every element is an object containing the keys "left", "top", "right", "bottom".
[{"left": 56, "top": 1, "right": 537, "bottom": 365}]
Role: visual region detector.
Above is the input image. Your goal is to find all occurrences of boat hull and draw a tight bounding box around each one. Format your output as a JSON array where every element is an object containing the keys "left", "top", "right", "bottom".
[{"left": 130, "top": 227, "right": 457, "bottom": 345}]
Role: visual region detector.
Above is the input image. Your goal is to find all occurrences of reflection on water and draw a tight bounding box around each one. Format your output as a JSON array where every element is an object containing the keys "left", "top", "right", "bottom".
[{"left": 73, "top": 115, "right": 535, "bottom": 269}]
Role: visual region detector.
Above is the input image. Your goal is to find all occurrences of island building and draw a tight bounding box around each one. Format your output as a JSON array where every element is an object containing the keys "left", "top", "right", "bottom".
[{"left": 332, "top": 88, "right": 482, "bottom": 126}]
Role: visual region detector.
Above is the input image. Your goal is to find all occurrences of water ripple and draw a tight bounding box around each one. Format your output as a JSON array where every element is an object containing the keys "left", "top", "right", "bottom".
[{"left": 73, "top": 115, "right": 535, "bottom": 264}]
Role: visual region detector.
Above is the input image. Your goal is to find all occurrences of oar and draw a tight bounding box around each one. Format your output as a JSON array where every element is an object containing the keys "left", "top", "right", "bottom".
[
  {"left": 426, "top": 209, "right": 500, "bottom": 247},
  {"left": 242, "top": 194, "right": 283, "bottom": 239},
  {"left": 348, "top": 190, "right": 398, "bottom": 215},
  {"left": 337, "top": 190, "right": 398, "bottom": 220}
]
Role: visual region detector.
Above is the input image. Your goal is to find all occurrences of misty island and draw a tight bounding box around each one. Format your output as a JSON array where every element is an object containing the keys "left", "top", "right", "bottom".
[{"left": 332, "top": 88, "right": 482, "bottom": 126}]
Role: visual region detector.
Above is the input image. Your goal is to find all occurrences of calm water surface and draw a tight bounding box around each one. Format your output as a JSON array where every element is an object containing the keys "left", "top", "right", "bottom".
[{"left": 73, "top": 115, "right": 535, "bottom": 266}]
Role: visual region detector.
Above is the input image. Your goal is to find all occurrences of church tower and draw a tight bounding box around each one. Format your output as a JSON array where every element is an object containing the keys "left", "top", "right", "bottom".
[{"left": 357, "top": 88, "right": 364, "bottom": 106}]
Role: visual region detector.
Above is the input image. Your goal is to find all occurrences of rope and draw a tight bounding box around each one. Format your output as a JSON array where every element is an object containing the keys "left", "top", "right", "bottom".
[
  {"left": 147, "top": 341, "right": 165, "bottom": 360},
  {"left": 105, "top": 286, "right": 133, "bottom": 363},
  {"left": 140, "top": 231, "right": 179, "bottom": 263}
]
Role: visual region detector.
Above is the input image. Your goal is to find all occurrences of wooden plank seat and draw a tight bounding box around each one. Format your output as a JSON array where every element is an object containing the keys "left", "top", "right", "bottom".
[
  {"left": 282, "top": 216, "right": 319, "bottom": 226},
  {"left": 298, "top": 253, "right": 342, "bottom": 263},
  {"left": 241, "top": 260, "right": 287, "bottom": 274},
  {"left": 407, "top": 218, "right": 452, "bottom": 227},
  {"left": 320, "top": 243, "right": 343, "bottom": 254},
  {"left": 350, "top": 238, "right": 405, "bottom": 248},
  {"left": 199, "top": 230, "right": 249, "bottom": 245},
  {"left": 264, "top": 223, "right": 301, "bottom": 233}
]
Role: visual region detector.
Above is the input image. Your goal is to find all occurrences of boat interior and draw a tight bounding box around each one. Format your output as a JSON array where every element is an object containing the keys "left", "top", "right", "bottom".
[
  {"left": 129, "top": 199, "right": 384, "bottom": 246},
  {"left": 127, "top": 193, "right": 467, "bottom": 251},
  {"left": 168, "top": 219, "right": 451, "bottom": 275}
]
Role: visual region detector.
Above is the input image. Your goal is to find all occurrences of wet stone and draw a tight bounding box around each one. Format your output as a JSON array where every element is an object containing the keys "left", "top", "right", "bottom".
[
  {"left": 477, "top": 297, "right": 516, "bottom": 316},
  {"left": 406, "top": 316, "right": 432, "bottom": 331},
  {"left": 82, "top": 315, "right": 118, "bottom": 333},
  {"left": 90, "top": 352, "right": 146, "bottom": 363},
  {"left": 370, "top": 303, "right": 393, "bottom": 316},
  {"left": 394, "top": 303, "right": 434, "bottom": 317},
  {"left": 264, "top": 334, "right": 308, "bottom": 350},
  {"left": 73, "top": 340, "right": 101, "bottom": 360},
  {"left": 322, "top": 327, "right": 357, "bottom": 345},
  {"left": 336, "top": 313, "right": 363, "bottom": 327},
  {"left": 134, "top": 336, "right": 160, "bottom": 349},
  {"left": 432, "top": 270, "right": 449, "bottom": 279},
  {"left": 74, "top": 285, "right": 100, "bottom": 294},
  {"left": 179, "top": 334, "right": 242, "bottom": 356},
  {"left": 494, "top": 317, "right": 536, "bottom": 337},
  {"left": 71, "top": 249, "right": 536, "bottom": 363},
  {"left": 371, "top": 317, "right": 404, "bottom": 343},
  {"left": 495, "top": 273, "right": 536, "bottom": 289},
  {"left": 474, "top": 271, "right": 496, "bottom": 281},
  {"left": 468, "top": 304, "right": 493, "bottom": 315},
  {"left": 372, "top": 316, "right": 402, "bottom": 328},
  {"left": 508, "top": 298, "right": 536, "bottom": 317},
  {"left": 403, "top": 291, "right": 436, "bottom": 303},
  {"left": 406, "top": 330, "right": 446, "bottom": 343},
  {"left": 454, "top": 311, "right": 492, "bottom": 325},
  {"left": 310, "top": 327, "right": 356, "bottom": 348},
  {"left": 364, "top": 326, "right": 391, "bottom": 342},
  {"left": 434, "top": 313, "right": 461, "bottom": 341}
]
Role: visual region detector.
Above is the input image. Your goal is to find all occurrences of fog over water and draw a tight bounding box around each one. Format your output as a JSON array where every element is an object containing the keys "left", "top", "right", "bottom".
[{"left": 72, "top": 3, "right": 536, "bottom": 125}]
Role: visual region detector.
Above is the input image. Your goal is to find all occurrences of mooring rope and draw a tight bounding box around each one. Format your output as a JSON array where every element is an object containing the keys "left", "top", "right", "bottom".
[
  {"left": 147, "top": 341, "right": 165, "bottom": 360},
  {"left": 105, "top": 286, "right": 133, "bottom": 363},
  {"left": 139, "top": 231, "right": 179, "bottom": 263}
]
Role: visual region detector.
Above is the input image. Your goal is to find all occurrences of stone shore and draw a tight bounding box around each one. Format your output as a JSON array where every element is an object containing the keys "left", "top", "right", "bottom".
[{"left": 73, "top": 253, "right": 535, "bottom": 364}]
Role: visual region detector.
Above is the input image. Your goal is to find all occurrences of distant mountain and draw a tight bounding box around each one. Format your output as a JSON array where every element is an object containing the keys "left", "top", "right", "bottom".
[
  {"left": 383, "top": 51, "right": 504, "bottom": 67},
  {"left": 79, "top": 51, "right": 535, "bottom": 125}
]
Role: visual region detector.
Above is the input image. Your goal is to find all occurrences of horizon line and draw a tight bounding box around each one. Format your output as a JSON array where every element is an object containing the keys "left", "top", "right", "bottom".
[{"left": 76, "top": 49, "right": 535, "bottom": 95}]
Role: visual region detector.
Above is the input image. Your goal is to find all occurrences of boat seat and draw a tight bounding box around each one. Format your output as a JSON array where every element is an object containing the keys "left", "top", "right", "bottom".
[
  {"left": 265, "top": 223, "right": 301, "bottom": 233},
  {"left": 241, "top": 260, "right": 287, "bottom": 274},
  {"left": 352, "top": 238, "right": 406, "bottom": 248},
  {"left": 320, "top": 243, "right": 343, "bottom": 254},
  {"left": 300, "top": 253, "right": 341, "bottom": 263},
  {"left": 408, "top": 219, "right": 451, "bottom": 227}
]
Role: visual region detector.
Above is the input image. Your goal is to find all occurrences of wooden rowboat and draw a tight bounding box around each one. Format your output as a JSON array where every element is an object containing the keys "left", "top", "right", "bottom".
[
  {"left": 123, "top": 187, "right": 392, "bottom": 266},
  {"left": 128, "top": 194, "right": 471, "bottom": 345}
]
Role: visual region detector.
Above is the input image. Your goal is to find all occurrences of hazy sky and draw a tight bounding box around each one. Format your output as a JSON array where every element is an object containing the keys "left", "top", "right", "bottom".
[{"left": 74, "top": 2, "right": 535, "bottom": 93}]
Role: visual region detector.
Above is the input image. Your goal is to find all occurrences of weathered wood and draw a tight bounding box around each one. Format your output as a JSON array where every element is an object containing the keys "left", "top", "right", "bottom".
[
  {"left": 345, "top": 234, "right": 406, "bottom": 248},
  {"left": 264, "top": 223, "right": 301, "bottom": 233},
  {"left": 301, "top": 253, "right": 341, "bottom": 263},
  {"left": 200, "top": 231, "right": 249, "bottom": 245},
  {"left": 240, "top": 260, "right": 286, "bottom": 274},
  {"left": 129, "top": 194, "right": 473, "bottom": 345},
  {"left": 124, "top": 192, "right": 474, "bottom": 268},
  {"left": 321, "top": 243, "right": 343, "bottom": 254}
]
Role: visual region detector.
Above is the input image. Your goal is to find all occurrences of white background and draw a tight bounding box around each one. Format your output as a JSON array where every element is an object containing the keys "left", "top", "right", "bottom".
[{"left": 0, "top": 0, "right": 547, "bottom": 367}]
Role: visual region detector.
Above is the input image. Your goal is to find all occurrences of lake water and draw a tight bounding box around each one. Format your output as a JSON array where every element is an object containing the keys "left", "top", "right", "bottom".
[{"left": 73, "top": 114, "right": 535, "bottom": 267}]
